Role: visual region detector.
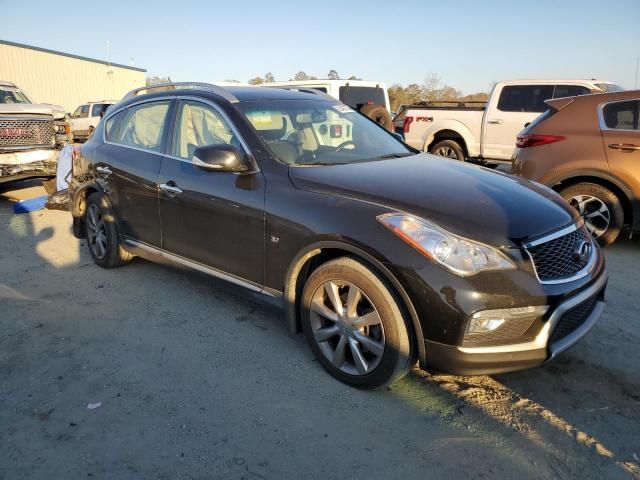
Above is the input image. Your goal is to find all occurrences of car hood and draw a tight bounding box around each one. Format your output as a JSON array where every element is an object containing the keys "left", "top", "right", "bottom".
[
  {"left": 0, "top": 103, "right": 67, "bottom": 119},
  {"left": 288, "top": 154, "right": 578, "bottom": 247}
]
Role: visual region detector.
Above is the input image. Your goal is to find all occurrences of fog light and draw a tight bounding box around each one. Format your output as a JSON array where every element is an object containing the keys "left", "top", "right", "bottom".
[{"left": 467, "top": 305, "right": 548, "bottom": 334}]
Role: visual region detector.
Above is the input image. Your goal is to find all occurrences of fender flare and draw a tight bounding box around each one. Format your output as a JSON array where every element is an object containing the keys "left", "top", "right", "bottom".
[
  {"left": 548, "top": 169, "right": 639, "bottom": 229},
  {"left": 71, "top": 181, "right": 102, "bottom": 217},
  {"left": 283, "top": 240, "right": 427, "bottom": 368},
  {"left": 422, "top": 120, "right": 475, "bottom": 155}
]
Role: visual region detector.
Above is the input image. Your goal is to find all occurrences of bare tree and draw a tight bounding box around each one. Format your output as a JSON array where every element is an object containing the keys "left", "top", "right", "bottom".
[{"left": 265, "top": 72, "right": 275, "bottom": 83}]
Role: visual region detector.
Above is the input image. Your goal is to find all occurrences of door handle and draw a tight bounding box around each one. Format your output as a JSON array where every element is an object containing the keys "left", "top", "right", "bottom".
[
  {"left": 96, "top": 166, "right": 112, "bottom": 175},
  {"left": 487, "top": 119, "right": 503, "bottom": 125},
  {"left": 159, "top": 183, "right": 183, "bottom": 194},
  {"left": 608, "top": 143, "right": 640, "bottom": 152}
]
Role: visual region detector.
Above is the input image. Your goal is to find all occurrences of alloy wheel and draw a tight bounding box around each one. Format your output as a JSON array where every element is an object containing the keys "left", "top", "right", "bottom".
[
  {"left": 435, "top": 146, "right": 459, "bottom": 159},
  {"left": 308, "top": 281, "right": 385, "bottom": 376},
  {"left": 568, "top": 194, "right": 611, "bottom": 239},
  {"left": 86, "top": 203, "right": 108, "bottom": 259}
]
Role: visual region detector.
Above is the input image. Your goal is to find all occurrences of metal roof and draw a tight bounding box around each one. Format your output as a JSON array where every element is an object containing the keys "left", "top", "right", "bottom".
[{"left": 0, "top": 39, "right": 147, "bottom": 72}]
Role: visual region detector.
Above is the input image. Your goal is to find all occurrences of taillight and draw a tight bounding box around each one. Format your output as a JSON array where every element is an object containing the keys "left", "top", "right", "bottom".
[
  {"left": 516, "top": 134, "right": 565, "bottom": 148},
  {"left": 403, "top": 116, "right": 414, "bottom": 133}
]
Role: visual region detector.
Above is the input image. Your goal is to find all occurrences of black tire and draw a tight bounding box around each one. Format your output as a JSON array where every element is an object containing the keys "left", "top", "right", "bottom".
[
  {"left": 360, "top": 104, "right": 395, "bottom": 132},
  {"left": 41, "top": 178, "right": 57, "bottom": 195},
  {"left": 429, "top": 139, "right": 465, "bottom": 161},
  {"left": 300, "top": 257, "right": 413, "bottom": 389},
  {"left": 559, "top": 182, "right": 624, "bottom": 246},
  {"left": 85, "top": 191, "right": 133, "bottom": 268}
]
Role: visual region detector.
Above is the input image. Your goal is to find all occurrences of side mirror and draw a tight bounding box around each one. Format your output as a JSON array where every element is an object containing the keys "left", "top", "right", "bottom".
[{"left": 192, "top": 144, "right": 250, "bottom": 173}]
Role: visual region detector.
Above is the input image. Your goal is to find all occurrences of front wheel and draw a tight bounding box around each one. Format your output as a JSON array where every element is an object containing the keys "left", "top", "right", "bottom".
[
  {"left": 300, "top": 257, "right": 414, "bottom": 389},
  {"left": 559, "top": 182, "right": 624, "bottom": 246},
  {"left": 429, "top": 139, "right": 465, "bottom": 161}
]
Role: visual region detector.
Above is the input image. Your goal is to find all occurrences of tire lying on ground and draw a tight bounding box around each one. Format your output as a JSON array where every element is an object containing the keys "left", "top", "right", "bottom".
[{"left": 360, "top": 104, "right": 395, "bottom": 132}]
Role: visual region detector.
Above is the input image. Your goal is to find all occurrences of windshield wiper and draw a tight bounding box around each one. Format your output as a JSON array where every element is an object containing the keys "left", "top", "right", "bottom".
[{"left": 375, "top": 153, "right": 414, "bottom": 160}]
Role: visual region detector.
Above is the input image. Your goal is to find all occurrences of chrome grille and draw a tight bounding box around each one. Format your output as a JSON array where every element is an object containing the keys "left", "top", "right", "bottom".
[
  {"left": 0, "top": 118, "right": 55, "bottom": 148},
  {"left": 526, "top": 225, "right": 594, "bottom": 282}
]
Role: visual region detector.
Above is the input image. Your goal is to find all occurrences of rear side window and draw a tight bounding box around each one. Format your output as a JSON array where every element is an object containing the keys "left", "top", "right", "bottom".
[
  {"left": 497, "top": 85, "right": 554, "bottom": 113},
  {"left": 75, "top": 104, "right": 90, "bottom": 118},
  {"left": 339, "top": 86, "right": 386, "bottom": 110},
  {"left": 553, "top": 85, "right": 590, "bottom": 98},
  {"left": 105, "top": 110, "right": 124, "bottom": 141},
  {"left": 91, "top": 103, "right": 110, "bottom": 117},
  {"left": 116, "top": 101, "right": 171, "bottom": 152},
  {"left": 601, "top": 100, "right": 639, "bottom": 130}
]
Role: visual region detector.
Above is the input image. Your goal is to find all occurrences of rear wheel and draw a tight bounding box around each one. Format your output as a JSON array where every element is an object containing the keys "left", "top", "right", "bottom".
[
  {"left": 300, "top": 257, "right": 413, "bottom": 389},
  {"left": 85, "top": 192, "right": 133, "bottom": 268},
  {"left": 559, "top": 182, "right": 624, "bottom": 246},
  {"left": 429, "top": 139, "right": 465, "bottom": 161}
]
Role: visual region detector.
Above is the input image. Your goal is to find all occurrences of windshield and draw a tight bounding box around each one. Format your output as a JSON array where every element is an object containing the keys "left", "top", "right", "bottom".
[
  {"left": 0, "top": 85, "right": 31, "bottom": 104},
  {"left": 238, "top": 100, "right": 411, "bottom": 166},
  {"left": 594, "top": 83, "right": 625, "bottom": 93}
]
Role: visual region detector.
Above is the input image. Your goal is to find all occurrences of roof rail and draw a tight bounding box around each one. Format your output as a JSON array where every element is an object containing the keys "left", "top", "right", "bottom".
[
  {"left": 264, "top": 85, "right": 335, "bottom": 101},
  {"left": 122, "top": 82, "right": 239, "bottom": 103}
]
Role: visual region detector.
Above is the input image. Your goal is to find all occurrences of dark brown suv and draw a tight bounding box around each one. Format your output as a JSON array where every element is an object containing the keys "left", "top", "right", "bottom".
[{"left": 513, "top": 90, "right": 640, "bottom": 245}]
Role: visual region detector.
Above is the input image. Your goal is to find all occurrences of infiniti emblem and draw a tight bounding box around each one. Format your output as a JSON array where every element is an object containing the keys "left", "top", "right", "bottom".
[{"left": 573, "top": 239, "right": 591, "bottom": 263}]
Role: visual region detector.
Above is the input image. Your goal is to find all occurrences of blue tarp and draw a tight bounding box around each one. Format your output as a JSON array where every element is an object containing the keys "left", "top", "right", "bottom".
[{"left": 13, "top": 195, "right": 48, "bottom": 214}]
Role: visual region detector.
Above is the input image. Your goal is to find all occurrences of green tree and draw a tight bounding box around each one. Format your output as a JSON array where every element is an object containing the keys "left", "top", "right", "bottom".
[
  {"left": 248, "top": 76, "right": 265, "bottom": 85},
  {"left": 294, "top": 71, "right": 310, "bottom": 81},
  {"left": 265, "top": 72, "right": 275, "bottom": 83},
  {"left": 328, "top": 69, "right": 340, "bottom": 80}
]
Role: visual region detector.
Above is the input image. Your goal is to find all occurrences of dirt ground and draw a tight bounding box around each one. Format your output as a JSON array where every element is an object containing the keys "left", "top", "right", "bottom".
[{"left": 1, "top": 180, "right": 639, "bottom": 480}]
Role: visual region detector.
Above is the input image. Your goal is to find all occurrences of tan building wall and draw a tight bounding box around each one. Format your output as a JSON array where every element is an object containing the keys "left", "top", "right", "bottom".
[{"left": 0, "top": 40, "right": 146, "bottom": 113}]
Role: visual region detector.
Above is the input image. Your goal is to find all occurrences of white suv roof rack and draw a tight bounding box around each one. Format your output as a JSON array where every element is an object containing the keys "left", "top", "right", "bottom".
[{"left": 122, "top": 82, "right": 239, "bottom": 103}]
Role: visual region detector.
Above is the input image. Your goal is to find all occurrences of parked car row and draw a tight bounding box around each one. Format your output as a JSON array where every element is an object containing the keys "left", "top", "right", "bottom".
[{"left": 68, "top": 82, "right": 608, "bottom": 389}]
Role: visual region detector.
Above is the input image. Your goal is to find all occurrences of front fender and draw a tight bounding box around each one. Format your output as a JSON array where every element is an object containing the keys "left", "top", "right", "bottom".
[{"left": 283, "top": 239, "right": 427, "bottom": 369}]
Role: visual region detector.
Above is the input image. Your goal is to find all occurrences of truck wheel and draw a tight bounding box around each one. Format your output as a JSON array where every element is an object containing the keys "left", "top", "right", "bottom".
[
  {"left": 430, "top": 140, "right": 465, "bottom": 161},
  {"left": 85, "top": 191, "right": 134, "bottom": 268},
  {"left": 559, "top": 183, "right": 624, "bottom": 246},
  {"left": 360, "top": 104, "right": 395, "bottom": 132},
  {"left": 300, "top": 257, "right": 414, "bottom": 389}
]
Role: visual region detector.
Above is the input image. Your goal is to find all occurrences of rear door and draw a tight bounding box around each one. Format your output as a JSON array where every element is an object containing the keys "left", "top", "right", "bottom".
[
  {"left": 482, "top": 84, "right": 554, "bottom": 160},
  {"left": 96, "top": 99, "right": 174, "bottom": 246},
  {"left": 600, "top": 98, "right": 640, "bottom": 194},
  {"left": 158, "top": 98, "right": 265, "bottom": 285}
]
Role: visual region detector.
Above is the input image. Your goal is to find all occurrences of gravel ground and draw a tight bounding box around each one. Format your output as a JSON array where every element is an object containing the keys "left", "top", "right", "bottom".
[{"left": 1, "top": 180, "right": 639, "bottom": 480}]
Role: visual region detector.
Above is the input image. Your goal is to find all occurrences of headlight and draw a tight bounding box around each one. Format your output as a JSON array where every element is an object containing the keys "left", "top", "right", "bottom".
[
  {"left": 377, "top": 213, "right": 515, "bottom": 276},
  {"left": 54, "top": 121, "right": 71, "bottom": 135}
]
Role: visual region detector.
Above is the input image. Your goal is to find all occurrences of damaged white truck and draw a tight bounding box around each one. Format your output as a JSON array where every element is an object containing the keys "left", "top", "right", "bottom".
[{"left": 0, "top": 81, "right": 72, "bottom": 192}]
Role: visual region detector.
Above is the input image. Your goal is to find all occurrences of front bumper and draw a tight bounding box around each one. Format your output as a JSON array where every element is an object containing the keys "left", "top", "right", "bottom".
[
  {"left": 424, "top": 271, "right": 607, "bottom": 375},
  {"left": 0, "top": 148, "right": 58, "bottom": 183}
]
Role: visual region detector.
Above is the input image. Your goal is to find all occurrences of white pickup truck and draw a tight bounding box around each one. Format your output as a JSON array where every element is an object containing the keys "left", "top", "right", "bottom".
[{"left": 399, "top": 79, "right": 623, "bottom": 162}]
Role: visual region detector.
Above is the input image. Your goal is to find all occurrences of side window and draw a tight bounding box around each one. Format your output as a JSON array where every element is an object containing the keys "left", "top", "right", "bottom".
[
  {"left": 72, "top": 106, "right": 83, "bottom": 118},
  {"left": 553, "top": 85, "right": 590, "bottom": 98},
  {"left": 173, "top": 101, "right": 234, "bottom": 159},
  {"left": 105, "top": 110, "right": 125, "bottom": 142},
  {"left": 91, "top": 103, "right": 105, "bottom": 117},
  {"left": 79, "top": 104, "right": 90, "bottom": 118},
  {"left": 601, "top": 101, "right": 639, "bottom": 130},
  {"left": 116, "top": 101, "right": 171, "bottom": 152},
  {"left": 497, "top": 85, "right": 554, "bottom": 113}
]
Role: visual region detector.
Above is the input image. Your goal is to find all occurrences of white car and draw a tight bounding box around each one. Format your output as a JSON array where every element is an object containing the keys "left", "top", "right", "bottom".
[
  {"left": 71, "top": 101, "right": 115, "bottom": 140},
  {"left": 399, "top": 79, "right": 624, "bottom": 162}
]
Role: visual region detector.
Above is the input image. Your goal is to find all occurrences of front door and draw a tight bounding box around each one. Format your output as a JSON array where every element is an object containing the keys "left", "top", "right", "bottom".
[
  {"left": 158, "top": 99, "right": 265, "bottom": 285},
  {"left": 601, "top": 98, "right": 640, "bottom": 195},
  {"left": 95, "top": 99, "right": 173, "bottom": 247}
]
